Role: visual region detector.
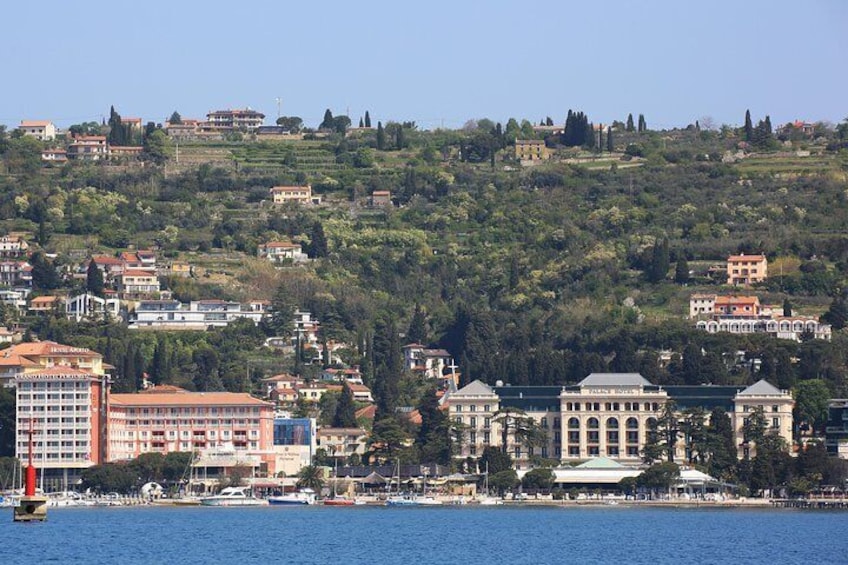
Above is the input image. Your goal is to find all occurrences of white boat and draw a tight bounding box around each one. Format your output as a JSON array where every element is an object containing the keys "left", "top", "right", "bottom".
[
  {"left": 267, "top": 488, "right": 316, "bottom": 506},
  {"left": 200, "top": 487, "right": 268, "bottom": 507},
  {"left": 477, "top": 495, "right": 504, "bottom": 505},
  {"left": 385, "top": 493, "right": 442, "bottom": 506}
]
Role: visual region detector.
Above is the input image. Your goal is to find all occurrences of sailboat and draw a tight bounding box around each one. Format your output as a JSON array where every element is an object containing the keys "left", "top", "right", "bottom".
[
  {"left": 477, "top": 462, "right": 503, "bottom": 505},
  {"left": 385, "top": 461, "right": 441, "bottom": 506},
  {"left": 323, "top": 456, "right": 356, "bottom": 506}
]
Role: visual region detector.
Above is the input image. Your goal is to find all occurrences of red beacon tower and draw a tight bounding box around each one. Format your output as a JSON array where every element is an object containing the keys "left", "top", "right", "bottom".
[{"left": 13, "top": 419, "right": 48, "bottom": 522}]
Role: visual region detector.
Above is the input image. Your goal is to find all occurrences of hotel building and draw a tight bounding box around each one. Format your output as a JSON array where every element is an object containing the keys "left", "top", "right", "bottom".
[{"left": 448, "top": 373, "right": 794, "bottom": 468}]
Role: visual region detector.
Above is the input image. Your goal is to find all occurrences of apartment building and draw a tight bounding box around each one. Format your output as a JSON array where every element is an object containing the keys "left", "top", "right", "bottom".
[
  {"left": 270, "top": 185, "right": 320, "bottom": 205},
  {"left": 18, "top": 120, "right": 56, "bottom": 141},
  {"left": 727, "top": 254, "right": 768, "bottom": 286},
  {"left": 206, "top": 108, "right": 265, "bottom": 131}
]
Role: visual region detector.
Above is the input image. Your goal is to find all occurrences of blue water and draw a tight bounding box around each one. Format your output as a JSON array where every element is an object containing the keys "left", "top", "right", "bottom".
[{"left": 1, "top": 505, "right": 847, "bottom": 564}]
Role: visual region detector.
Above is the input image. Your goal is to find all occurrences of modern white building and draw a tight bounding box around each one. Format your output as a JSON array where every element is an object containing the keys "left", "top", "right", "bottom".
[
  {"left": 129, "top": 299, "right": 267, "bottom": 330},
  {"left": 257, "top": 241, "right": 308, "bottom": 264},
  {"left": 65, "top": 293, "right": 121, "bottom": 322}
]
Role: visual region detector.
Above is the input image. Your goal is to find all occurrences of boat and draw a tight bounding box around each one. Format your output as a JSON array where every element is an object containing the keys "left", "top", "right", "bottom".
[
  {"left": 267, "top": 488, "right": 316, "bottom": 506},
  {"left": 385, "top": 493, "right": 442, "bottom": 506},
  {"left": 200, "top": 487, "right": 268, "bottom": 507},
  {"left": 322, "top": 496, "right": 356, "bottom": 506},
  {"left": 477, "top": 495, "right": 504, "bottom": 505}
]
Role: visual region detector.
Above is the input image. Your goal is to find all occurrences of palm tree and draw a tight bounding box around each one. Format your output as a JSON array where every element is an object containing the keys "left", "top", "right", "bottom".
[{"left": 296, "top": 465, "right": 325, "bottom": 491}]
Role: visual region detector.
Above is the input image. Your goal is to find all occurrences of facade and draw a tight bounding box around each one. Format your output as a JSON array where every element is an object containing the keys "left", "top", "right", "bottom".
[
  {"left": 108, "top": 387, "right": 275, "bottom": 473},
  {"left": 67, "top": 136, "right": 108, "bottom": 161},
  {"left": 65, "top": 293, "right": 121, "bottom": 322},
  {"left": 316, "top": 427, "right": 368, "bottom": 461},
  {"left": 129, "top": 299, "right": 266, "bottom": 330},
  {"left": 18, "top": 120, "right": 56, "bottom": 141},
  {"left": 257, "top": 241, "right": 308, "bottom": 264},
  {"left": 690, "top": 294, "right": 761, "bottom": 318},
  {"left": 448, "top": 373, "right": 794, "bottom": 467},
  {"left": 117, "top": 270, "right": 161, "bottom": 297},
  {"left": 11, "top": 341, "right": 109, "bottom": 489},
  {"left": 727, "top": 254, "right": 768, "bottom": 286},
  {"left": 403, "top": 344, "right": 451, "bottom": 379},
  {"left": 0, "top": 235, "right": 29, "bottom": 258},
  {"left": 696, "top": 316, "right": 831, "bottom": 341},
  {"left": 41, "top": 149, "right": 68, "bottom": 162},
  {"left": 825, "top": 400, "right": 848, "bottom": 458},
  {"left": 515, "top": 139, "right": 549, "bottom": 162},
  {"left": 0, "top": 261, "right": 32, "bottom": 287},
  {"left": 369, "top": 191, "right": 392, "bottom": 207},
  {"left": 270, "top": 185, "right": 319, "bottom": 205},
  {"left": 206, "top": 108, "right": 265, "bottom": 131},
  {"left": 272, "top": 418, "right": 316, "bottom": 476}
]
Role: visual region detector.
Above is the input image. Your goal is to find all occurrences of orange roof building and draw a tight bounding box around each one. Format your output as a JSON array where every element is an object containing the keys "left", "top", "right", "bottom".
[{"left": 727, "top": 253, "right": 768, "bottom": 286}]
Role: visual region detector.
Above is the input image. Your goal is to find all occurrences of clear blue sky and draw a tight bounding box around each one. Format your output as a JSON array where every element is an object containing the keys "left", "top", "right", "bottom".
[{"left": 2, "top": 0, "right": 845, "bottom": 130}]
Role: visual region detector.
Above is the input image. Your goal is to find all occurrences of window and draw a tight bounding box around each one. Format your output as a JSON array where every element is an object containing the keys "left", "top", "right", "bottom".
[
  {"left": 484, "top": 432, "right": 491, "bottom": 444},
  {"left": 772, "top": 417, "right": 780, "bottom": 429},
  {"left": 484, "top": 417, "right": 491, "bottom": 429},
  {"left": 588, "top": 446, "right": 599, "bottom": 456},
  {"left": 588, "top": 418, "right": 599, "bottom": 430},
  {"left": 455, "top": 405, "right": 462, "bottom": 413},
  {"left": 484, "top": 405, "right": 490, "bottom": 412},
  {"left": 469, "top": 446, "right": 476, "bottom": 456},
  {"left": 470, "top": 417, "right": 477, "bottom": 428},
  {"left": 607, "top": 446, "right": 619, "bottom": 456},
  {"left": 470, "top": 405, "right": 476, "bottom": 412},
  {"left": 772, "top": 405, "right": 779, "bottom": 413},
  {"left": 569, "top": 446, "right": 579, "bottom": 456},
  {"left": 607, "top": 431, "right": 619, "bottom": 444},
  {"left": 568, "top": 418, "right": 580, "bottom": 430},
  {"left": 627, "top": 431, "right": 639, "bottom": 444},
  {"left": 541, "top": 418, "right": 548, "bottom": 429}
]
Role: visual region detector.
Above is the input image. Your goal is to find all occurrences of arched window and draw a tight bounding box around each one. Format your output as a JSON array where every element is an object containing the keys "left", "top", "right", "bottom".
[
  {"left": 588, "top": 417, "right": 599, "bottom": 430},
  {"left": 626, "top": 417, "right": 638, "bottom": 430},
  {"left": 568, "top": 417, "right": 580, "bottom": 430},
  {"left": 606, "top": 417, "right": 619, "bottom": 430}
]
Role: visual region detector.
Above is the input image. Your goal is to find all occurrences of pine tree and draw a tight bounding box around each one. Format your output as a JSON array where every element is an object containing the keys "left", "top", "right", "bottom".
[
  {"left": 376, "top": 121, "right": 386, "bottom": 150},
  {"left": 30, "top": 252, "right": 60, "bottom": 290},
  {"left": 332, "top": 383, "right": 357, "bottom": 428},
  {"left": 626, "top": 113, "right": 635, "bottom": 132},
  {"left": 744, "top": 109, "right": 754, "bottom": 142},
  {"left": 364, "top": 111, "right": 372, "bottom": 128},
  {"left": 86, "top": 260, "right": 104, "bottom": 296},
  {"left": 358, "top": 117, "right": 364, "bottom": 128},
  {"left": 169, "top": 111, "right": 182, "bottom": 125},
  {"left": 606, "top": 127, "right": 614, "bottom": 152}
]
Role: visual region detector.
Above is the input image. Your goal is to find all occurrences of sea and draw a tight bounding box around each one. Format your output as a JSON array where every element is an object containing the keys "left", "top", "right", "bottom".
[{"left": 1, "top": 505, "right": 847, "bottom": 565}]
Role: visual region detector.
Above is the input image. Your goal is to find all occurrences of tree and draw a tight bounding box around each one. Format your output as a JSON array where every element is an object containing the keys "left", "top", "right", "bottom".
[
  {"left": 130, "top": 452, "right": 165, "bottom": 484},
  {"left": 679, "top": 407, "right": 708, "bottom": 464},
  {"left": 30, "top": 252, "right": 61, "bottom": 291},
  {"left": 480, "top": 445, "right": 513, "bottom": 475},
  {"left": 494, "top": 407, "right": 547, "bottom": 456},
  {"left": 0, "top": 387, "right": 15, "bottom": 456},
  {"left": 636, "top": 462, "right": 680, "bottom": 498},
  {"left": 794, "top": 379, "right": 831, "bottom": 435},
  {"left": 169, "top": 111, "right": 182, "bottom": 125},
  {"left": 395, "top": 126, "right": 406, "bottom": 150},
  {"left": 332, "top": 383, "right": 358, "bottom": 428},
  {"left": 488, "top": 469, "right": 519, "bottom": 495},
  {"left": 333, "top": 115, "right": 351, "bottom": 135},
  {"left": 4, "top": 136, "right": 42, "bottom": 175},
  {"left": 704, "top": 407, "right": 737, "bottom": 479},
  {"left": 646, "top": 238, "right": 670, "bottom": 283},
  {"left": 783, "top": 298, "right": 792, "bottom": 317},
  {"left": 192, "top": 344, "right": 222, "bottom": 391},
  {"left": 637, "top": 114, "right": 647, "bottom": 133},
  {"left": 320, "top": 109, "right": 334, "bottom": 130},
  {"left": 606, "top": 127, "right": 614, "bottom": 152},
  {"left": 744, "top": 109, "right": 754, "bottom": 142},
  {"left": 626, "top": 113, "right": 635, "bottom": 132},
  {"left": 143, "top": 129, "right": 171, "bottom": 164},
  {"left": 367, "top": 416, "right": 410, "bottom": 463},
  {"left": 86, "top": 260, "right": 104, "bottom": 297},
  {"left": 376, "top": 121, "right": 386, "bottom": 150},
  {"left": 674, "top": 256, "right": 689, "bottom": 284},
  {"left": 821, "top": 294, "right": 848, "bottom": 330},
  {"left": 364, "top": 111, "right": 372, "bottom": 128},
  {"left": 150, "top": 337, "right": 172, "bottom": 385},
  {"left": 296, "top": 464, "right": 325, "bottom": 490},
  {"left": 80, "top": 463, "right": 136, "bottom": 493},
  {"left": 275, "top": 116, "right": 303, "bottom": 132},
  {"left": 742, "top": 406, "right": 767, "bottom": 459},
  {"left": 406, "top": 303, "right": 428, "bottom": 345},
  {"left": 521, "top": 467, "right": 554, "bottom": 491},
  {"left": 643, "top": 401, "right": 679, "bottom": 463},
  {"left": 309, "top": 221, "right": 328, "bottom": 258},
  {"left": 162, "top": 452, "right": 193, "bottom": 483}
]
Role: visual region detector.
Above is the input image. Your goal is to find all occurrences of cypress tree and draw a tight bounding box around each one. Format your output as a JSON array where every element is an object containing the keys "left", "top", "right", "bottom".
[
  {"left": 626, "top": 113, "right": 635, "bottom": 132},
  {"left": 407, "top": 303, "right": 427, "bottom": 344},
  {"left": 358, "top": 117, "right": 364, "bottom": 128},
  {"left": 597, "top": 125, "right": 603, "bottom": 152},
  {"left": 151, "top": 337, "right": 171, "bottom": 385},
  {"left": 545, "top": 116, "right": 553, "bottom": 126},
  {"left": 674, "top": 256, "right": 690, "bottom": 284},
  {"left": 86, "top": 260, "right": 104, "bottom": 296},
  {"left": 376, "top": 121, "right": 386, "bottom": 150},
  {"left": 396, "top": 126, "right": 406, "bottom": 150},
  {"left": 320, "top": 109, "right": 334, "bottom": 130},
  {"left": 332, "top": 383, "right": 358, "bottom": 428},
  {"left": 744, "top": 109, "right": 754, "bottom": 142},
  {"left": 638, "top": 114, "right": 647, "bottom": 133},
  {"left": 606, "top": 127, "right": 614, "bottom": 152},
  {"left": 309, "top": 221, "right": 328, "bottom": 258},
  {"left": 364, "top": 111, "right": 372, "bottom": 128}
]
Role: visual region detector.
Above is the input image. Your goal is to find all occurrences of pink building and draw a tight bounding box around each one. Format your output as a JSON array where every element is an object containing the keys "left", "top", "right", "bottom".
[{"left": 108, "top": 386, "right": 276, "bottom": 473}]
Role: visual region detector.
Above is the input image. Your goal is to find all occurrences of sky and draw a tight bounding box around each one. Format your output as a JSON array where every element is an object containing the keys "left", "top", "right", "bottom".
[{"left": 2, "top": 0, "right": 846, "bottom": 131}]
